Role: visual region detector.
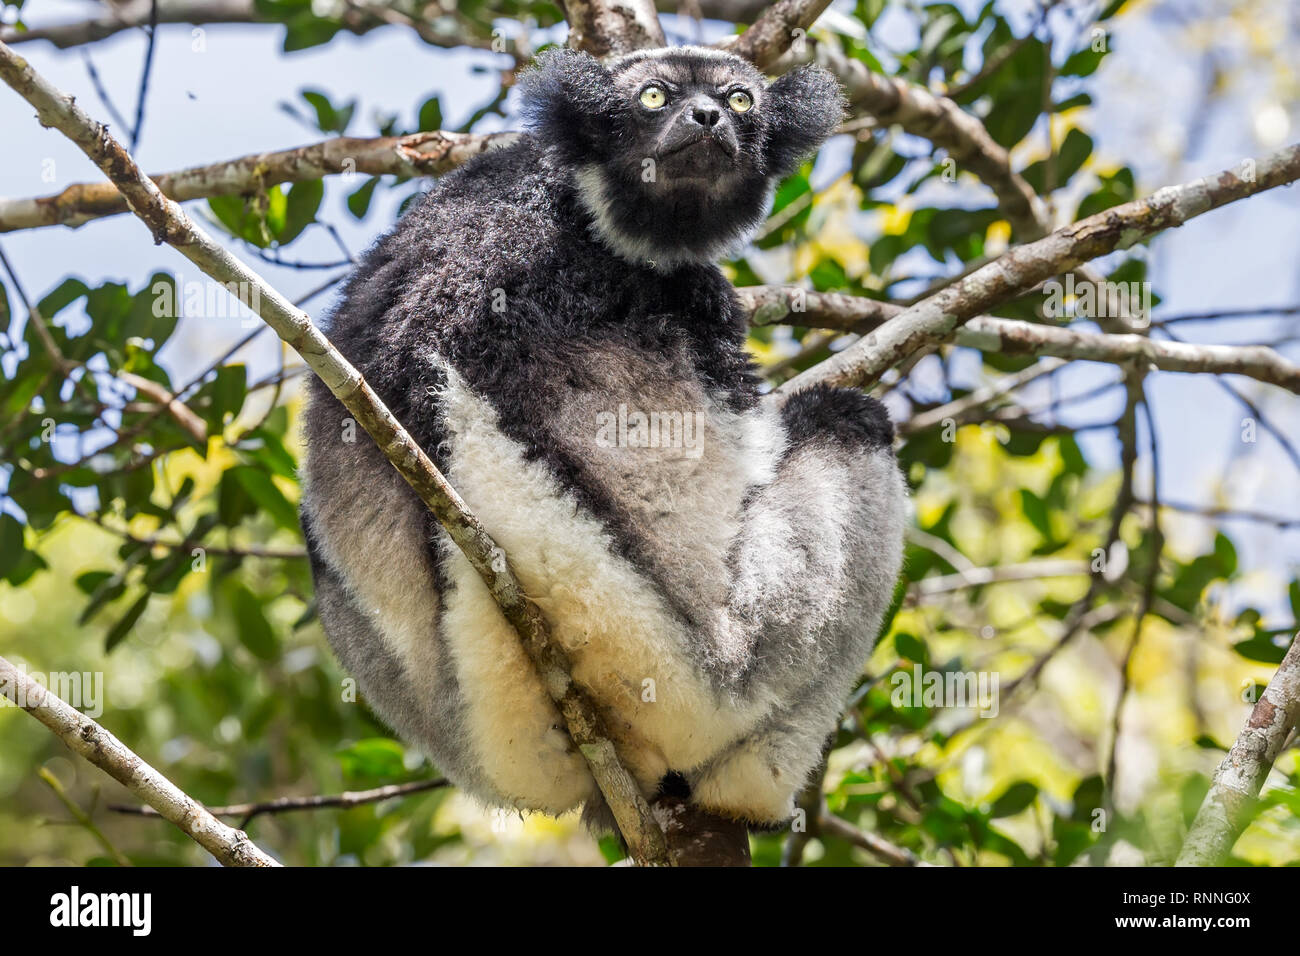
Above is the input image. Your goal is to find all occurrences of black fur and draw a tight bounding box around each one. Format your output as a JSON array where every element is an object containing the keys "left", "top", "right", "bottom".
[
  {"left": 300, "top": 49, "right": 904, "bottom": 830},
  {"left": 307, "top": 135, "right": 759, "bottom": 608},
  {"left": 781, "top": 385, "right": 895, "bottom": 452},
  {"left": 656, "top": 770, "right": 693, "bottom": 800},
  {"left": 517, "top": 48, "right": 844, "bottom": 265}
]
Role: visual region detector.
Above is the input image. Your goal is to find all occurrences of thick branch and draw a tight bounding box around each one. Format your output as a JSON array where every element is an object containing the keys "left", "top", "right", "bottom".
[
  {"left": 723, "top": 0, "right": 832, "bottom": 70},
  {"left": 1176, "top": 633, "right": 1300, "bottom": 865},
  {"left": 741, "top": 287, "right": 1300, "bottom": 397},
  {"left": 0, "top": 0, "right": 505, "bottom": 52},
  {"left": 0, "top": 0, "right": 765, "bottom": 50},
  {"left": 0, "top": 39, "right": 671, "bottom": 867},
  {"left": 756, "top": 143, "right": 1300, "bottom": 395},
  {"left": 1, "top": 0, "right": 260, "bottom": 48},
  {"left": 0, "top": 654, "right": 279, "bottom": 866},
  {"left": 0, "top": 130, "right": 516, "bottom": 233},
  {"left": 559, "top": 0, "right": 665, "bottom": 57}
]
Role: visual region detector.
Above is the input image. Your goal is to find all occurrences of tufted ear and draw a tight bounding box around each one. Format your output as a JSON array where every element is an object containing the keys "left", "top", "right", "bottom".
[
  {"left": 762, "top": 66, "right": 845, "bottom": 179},
  {"left": 518, "top": 49, "right": 625, "bottom": 166}
]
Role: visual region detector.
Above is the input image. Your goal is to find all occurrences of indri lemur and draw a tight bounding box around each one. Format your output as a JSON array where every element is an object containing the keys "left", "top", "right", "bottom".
[{"left": 301, "top": 46, "right": 906, "bottom": 827}]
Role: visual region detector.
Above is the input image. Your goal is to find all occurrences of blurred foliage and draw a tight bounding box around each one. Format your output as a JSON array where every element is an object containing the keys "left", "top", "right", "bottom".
[{"left": 1, "top": 0, "right": 1297, "bottom": 866}]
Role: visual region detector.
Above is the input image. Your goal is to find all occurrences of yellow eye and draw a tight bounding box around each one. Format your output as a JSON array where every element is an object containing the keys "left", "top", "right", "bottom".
[
  {"left": 640, "top": 86, "right": 666, "bottom": 110},
  {"left": 728, "top": 90, "right": 753, "bottom": 113}
]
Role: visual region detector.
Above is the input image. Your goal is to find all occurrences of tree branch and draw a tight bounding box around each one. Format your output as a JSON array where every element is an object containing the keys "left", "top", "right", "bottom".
[
  {"left": 906, "top": 559, "right": 1090, "bottom": 599},
  {"left": 742, "top": 143, "right": 1300, "bottom": 397},
  {"left": 0, "top": 130, "right": 517, "bottom": 233},
  {"left": 0, "top": 38, "right": 672, "bottom": 867},
  {"left": 818, "top": 807, "right": 927, "bottom": 866},
  {"left": 110, "top": 778, "right": 449, "bottom": 827},
  {"left": 0, "top": 654, "right": 279, "bottom": 866},
  {"left": 559, "top": 0, "right": 665, "bottom": 56},
  {"left": 723, "top": 0, "right": 832, "bottom": 70},
  {"left": 116, "top": 371, "right": 207, "bottom": 444},
  {"left": 0, "top": 0, "right": 515, "bottom": 54},
  {"left": 899, "top": 358, "right": 1066, "bottom": 436},
  {"left": 1176, "top": 633, "right": 1300, "bottom": 865},
  {"left": 0, "top": 0, "right": 767, "bottom": 50},
  {"left": 744, "top": 286, "right": 1300, "bottom": 396}
]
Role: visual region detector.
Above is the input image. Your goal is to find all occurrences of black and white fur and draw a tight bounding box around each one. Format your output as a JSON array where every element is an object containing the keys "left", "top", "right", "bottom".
[{"left": 300, "top": 46, "right": 907, "bottom": 828}]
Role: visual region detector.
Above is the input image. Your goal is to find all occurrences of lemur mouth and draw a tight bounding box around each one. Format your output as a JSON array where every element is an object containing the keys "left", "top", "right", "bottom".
[{"left": 658, "top": 129, "right": 738, "bottom": 161}]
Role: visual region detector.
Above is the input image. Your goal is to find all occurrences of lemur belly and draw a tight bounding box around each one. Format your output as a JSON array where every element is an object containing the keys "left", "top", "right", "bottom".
[{"left": 437, "top": 356, "right": 781, "bottom": 810}]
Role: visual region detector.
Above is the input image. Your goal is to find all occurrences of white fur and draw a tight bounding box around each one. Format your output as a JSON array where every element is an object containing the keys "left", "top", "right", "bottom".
[
  {"left": 301, "top": 457, "right": 445, "bottom": 708},
  {"left": 431, "top": 364, "right": 781, "bottom": 811}
]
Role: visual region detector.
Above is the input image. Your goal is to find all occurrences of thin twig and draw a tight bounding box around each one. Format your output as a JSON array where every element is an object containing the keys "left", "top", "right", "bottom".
[
  {"left": 129, "top": 0, "right": 159, "bottom": 153},
  {"left": 110, "top": 778, "right": 450, "bottom": 827},
  {"left": 0, "top": 655, "right": 278, "bottom": 866}
]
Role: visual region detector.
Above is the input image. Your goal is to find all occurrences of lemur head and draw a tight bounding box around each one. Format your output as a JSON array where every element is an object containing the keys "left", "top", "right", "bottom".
[{"left": 520, "top": 45, "right": 844, "bottom": 270}]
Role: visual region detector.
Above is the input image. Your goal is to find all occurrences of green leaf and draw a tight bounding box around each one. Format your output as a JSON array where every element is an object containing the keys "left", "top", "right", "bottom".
[
  {"left": 123, "top": 273, "right": 179, "bottom": 348},
  {"left": 1213, "top": 532, "right": 1237, "bottom": 578},
  {"left": 989, "top": 781, "right": 1038, "bottom": 818},
  {"left": 347, "top": 177, "right": 381, "bottom": 219},
  {"left": 230, "top": 465, "right": 298, "bottom": 530},
  {"left": 231, "top": 584, "right": 279, "bottom": 660},
  {"left": 1070, "top": 774, "right": 1105, "bottom": 822},
  {"left": 209, "top": 192, "right": 284, "bottom": 248},
  {"left": 1061, "top": 45, "right": 1107, "bottom": 78},
  {"left": 104, "top": 591, "right": 150, "bottom": 652},
  {"left": 239, "top": 427, "right": 298, "bottom": 479},
  {"left": 417, "top": 95, "right": 443, "bottom": 132},
  {"left": 283, "top": 17, "right": 343, "bottom": 53},
  {"left": 74, "top": 570, "right": 113, "bottom": 595},
  {"left": 0, "top": 513, "right": 26, "bottom": 579},
  {"left": 1077, "top": 167, "right": 1135, "bottom": 219},
  {"left": 36, "top": 278, "right": 90, "bottom": 319},
  {"left": 336, "top": 738, "right": 408, "bottom": 780},
  {"left": 206, "top": 363, "right": 247, "bottom": 429},
  {"left": 892, "top": 631, "right": 928, "bottom": 664},
  {"left": 299, "top": 88, "right": 354, "bottom": 132},
  {"left": 1021, "top": 129, "right": 1093, "bottom": 193},
  {"left": 279, "top": 179, "right": 323, "bottom": 243},
  {"left": 1056, "top": 434, "right": 1088, "bottom": 477},
  {"left": 1233, "top": 631, "right": 1291, "bottom": 665},
  {"left": 1019, "top": 489, "right": 1053, "bottom": 540}
]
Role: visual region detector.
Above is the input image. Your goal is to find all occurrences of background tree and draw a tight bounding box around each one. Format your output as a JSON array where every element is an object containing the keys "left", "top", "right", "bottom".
[{"left": 0, "top": 0, "right": 1298, "bottom": 866}]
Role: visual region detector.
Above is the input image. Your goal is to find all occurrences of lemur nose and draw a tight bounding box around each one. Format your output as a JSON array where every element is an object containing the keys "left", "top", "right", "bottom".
[{"left": 690, "top": 104, "right": 721, "bottom": 128}]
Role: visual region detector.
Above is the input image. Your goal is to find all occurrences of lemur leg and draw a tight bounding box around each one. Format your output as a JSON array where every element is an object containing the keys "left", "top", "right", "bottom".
[
  {"left": 299, "top": 388, "right": 513, "bottom": 803},
  {"left": 689, "top": 386, "right": 907, "bottom": 824},
  {"left": 304, "top": 526, "right": 502, "bottom": 802},
  {"left": 303, "top": 387, "right": 595, "bottom": 815}
]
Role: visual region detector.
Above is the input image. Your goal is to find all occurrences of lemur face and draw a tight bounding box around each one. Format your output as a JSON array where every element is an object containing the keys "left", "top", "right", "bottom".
[
  {"left": 520, "top": 46, "right": 844, "bottom": 268},
  {"left": 606, "top": 49, "right": 768, "bottom": 188}
]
